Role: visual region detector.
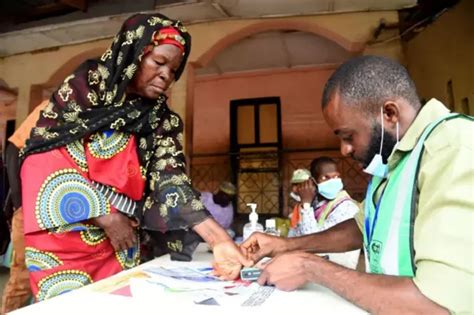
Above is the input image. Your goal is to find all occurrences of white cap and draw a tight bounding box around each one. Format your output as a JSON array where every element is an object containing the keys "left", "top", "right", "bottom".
[{"left": 265, "top": 219, "right": 276, "bottom": 229}]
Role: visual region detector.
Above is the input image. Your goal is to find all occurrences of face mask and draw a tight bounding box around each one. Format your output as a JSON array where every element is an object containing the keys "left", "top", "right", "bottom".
[
  {"left": 289, "top": 192, "right": 301, "bottom": 202},
  {"left": 363, "top": 106, "right": 399, "bottom": 178},
  {"left": 317, "top": 178, "right": 343, "bottom": 200}
]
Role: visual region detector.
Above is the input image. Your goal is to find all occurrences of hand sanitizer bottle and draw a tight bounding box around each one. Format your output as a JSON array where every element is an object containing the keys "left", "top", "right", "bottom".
[
  {"left": 243, "top": 203, "right": 264, "bottom": 241},
  {"left": 265, "top": 219, "right": 280, "bottom": 236}
]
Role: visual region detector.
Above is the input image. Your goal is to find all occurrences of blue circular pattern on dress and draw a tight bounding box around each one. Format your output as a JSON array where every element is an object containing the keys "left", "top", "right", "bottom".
[
  {"left": 36, "top": 270, "right": 92, "bottom": 301},
  {"left": 35, "top": 169, "right": 109, "bottom": 229},
  {"left": 25, "top": 247, "right": 63, "bottom": 272},
  {"left": 59, "top": 192, "right": 90, "bottom": 222}
]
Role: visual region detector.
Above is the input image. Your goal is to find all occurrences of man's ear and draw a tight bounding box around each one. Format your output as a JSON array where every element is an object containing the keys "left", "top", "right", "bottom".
[{"left": 382, "top": 101, "right": 401, "bottom": 125}]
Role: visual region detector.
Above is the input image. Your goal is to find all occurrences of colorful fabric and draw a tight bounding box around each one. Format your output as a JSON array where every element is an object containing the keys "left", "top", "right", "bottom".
[
  {"left": 19, "top": 14, "right": 212, "bottom": 301},
  {"left": 21, "top": 132, "right": 143, "bottom": 301},
  {"left": 152, "top": 26, "right": 186, "bottom": 53},
  {"left": 20, "top": 13, "right": 209, "bottom": 234}
]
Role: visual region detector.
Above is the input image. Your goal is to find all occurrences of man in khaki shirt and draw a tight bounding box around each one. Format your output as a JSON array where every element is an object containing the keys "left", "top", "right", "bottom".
[{"left": 241, "top": 56, "right": 473, "bottom": 314}]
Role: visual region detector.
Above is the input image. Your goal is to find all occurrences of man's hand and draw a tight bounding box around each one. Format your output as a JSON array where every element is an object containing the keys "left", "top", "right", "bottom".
[
  {"left": 240, "top": 232, "right": 288, "bottom": 262},
  {"left": 212, "top": 240, "right": 253, "bottom": 280},
  {"left": 91, "top": 213, "right": 137, "bottom": 251},
  {"left": 297, "top": 179, "right": 317, "bottom": 204},
  {"left": 258, "top": 251, "right": 315, "bottom": 291}
]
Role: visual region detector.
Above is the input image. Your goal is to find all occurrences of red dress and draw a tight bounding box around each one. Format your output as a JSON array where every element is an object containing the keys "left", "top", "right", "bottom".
[{"left": 21, "top": 131, "right": 144, "bottom": 301}]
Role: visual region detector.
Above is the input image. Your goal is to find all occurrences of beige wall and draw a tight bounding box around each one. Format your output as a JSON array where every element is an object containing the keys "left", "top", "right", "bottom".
[
  {"left": 193, "top": 66, "right": 339, "bottom": 154},
  {"left": 403, "top": 0, "right": 474, "bottom": 114},
  {"left": 0, "top": 11, "right": 400, "bottom": 152}
]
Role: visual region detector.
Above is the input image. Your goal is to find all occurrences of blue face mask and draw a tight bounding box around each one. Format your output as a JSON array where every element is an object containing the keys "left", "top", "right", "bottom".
[
  {"left": 317, "top": 178, "right": 343, "bottom": 200},
  {"left": 363, "top": 106, "right": 399, "bottom": 178},
  {"left": 363, "top": 154, "right": 389, "bottom": 178}
]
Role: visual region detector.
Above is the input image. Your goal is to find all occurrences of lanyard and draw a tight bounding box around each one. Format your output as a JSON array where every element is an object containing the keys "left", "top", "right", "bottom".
[{"left": 365, "top": 180, "right": 386, "bottom": 245}]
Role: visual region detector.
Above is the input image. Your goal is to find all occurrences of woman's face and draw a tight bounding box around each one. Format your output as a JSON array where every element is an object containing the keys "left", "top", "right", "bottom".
[{"left": 128, "top": 44, "right": 183, "bottom": 99}]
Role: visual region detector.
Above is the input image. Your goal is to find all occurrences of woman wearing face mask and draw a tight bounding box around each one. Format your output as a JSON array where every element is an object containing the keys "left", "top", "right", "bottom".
[{"left": 303, "top": 157, "right": 360, "bottom": 233}]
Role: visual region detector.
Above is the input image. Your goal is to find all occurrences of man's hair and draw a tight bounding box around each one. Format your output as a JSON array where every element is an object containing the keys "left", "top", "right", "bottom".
[
  {"left": 310, "top": 156, "right": 336, "bottom": 178},
  {"left": 321, "top": 55, "right": 421, "bottom": 114}
]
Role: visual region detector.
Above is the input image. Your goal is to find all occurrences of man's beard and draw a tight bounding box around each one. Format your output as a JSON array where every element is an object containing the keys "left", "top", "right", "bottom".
[{"left": 360, "top": 122, "right": 398, "bottom": 168}]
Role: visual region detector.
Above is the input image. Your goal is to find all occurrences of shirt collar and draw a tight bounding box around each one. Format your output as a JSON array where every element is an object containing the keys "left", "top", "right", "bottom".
[{"left": 388, "top": 98, "right": 450, "bottom": 168}]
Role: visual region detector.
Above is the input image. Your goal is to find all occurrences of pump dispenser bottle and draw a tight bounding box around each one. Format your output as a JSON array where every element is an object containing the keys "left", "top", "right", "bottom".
[{"left": 242, "top": 203, "right": 264, "bottom": 241}]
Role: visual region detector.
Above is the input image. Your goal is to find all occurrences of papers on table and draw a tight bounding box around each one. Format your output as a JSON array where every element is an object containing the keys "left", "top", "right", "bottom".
[{"left": 130, "top": 265, "right": 274, "bottom": 306}]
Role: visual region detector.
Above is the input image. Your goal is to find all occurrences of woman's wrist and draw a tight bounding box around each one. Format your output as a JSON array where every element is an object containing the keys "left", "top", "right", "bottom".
[{"left": 192, "top": 217, "right": 232, "bottom": 249}]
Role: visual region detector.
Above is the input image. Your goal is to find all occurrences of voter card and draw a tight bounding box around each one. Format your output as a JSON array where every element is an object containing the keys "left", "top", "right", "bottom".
[{"left": 240, "top": 267, "right": 262, "bottom": 281}]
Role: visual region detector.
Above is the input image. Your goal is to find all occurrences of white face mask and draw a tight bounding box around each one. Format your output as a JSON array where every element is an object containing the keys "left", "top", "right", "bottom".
[{"left": 363, "top": 106, "right": 399, "bottom": 178}]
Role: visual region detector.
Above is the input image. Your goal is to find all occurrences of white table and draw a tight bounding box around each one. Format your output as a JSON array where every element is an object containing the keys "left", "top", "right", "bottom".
[{"left": 9, "top": 244, "right": 366, "bottom": 315}]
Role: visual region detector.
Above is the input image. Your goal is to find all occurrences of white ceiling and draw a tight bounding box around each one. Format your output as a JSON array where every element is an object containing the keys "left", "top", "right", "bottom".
[
  {"left": 196, "top": 30, "right": 351, "bottom": 76},
  {"left": 0, "top": 0, "right": 416, "bottom": 57}
]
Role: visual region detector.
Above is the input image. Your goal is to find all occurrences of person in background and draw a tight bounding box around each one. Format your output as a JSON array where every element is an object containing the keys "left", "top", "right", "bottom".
[
  {"left": 308, "top": 157, "right": 359, "bottom": 232},
  {"left": 1, "top": 100, "right": 48, "bottom": 314},
  {"left": 200, "top": 182, "right": 236, "bottom": 238},
  {"left": 287, "top": 160, "right": 358, "bottom": 239},
  {"left": 19, "top": 13, "right": 251, "bottom": 302},
  {"left": 287, "top": 168, "right": 318, "bottom": 236}
]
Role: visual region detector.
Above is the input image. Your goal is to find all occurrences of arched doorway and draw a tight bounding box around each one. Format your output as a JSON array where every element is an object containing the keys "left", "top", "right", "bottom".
[{"left": 188, "top": 25, "right": 368, "bottom": 230}]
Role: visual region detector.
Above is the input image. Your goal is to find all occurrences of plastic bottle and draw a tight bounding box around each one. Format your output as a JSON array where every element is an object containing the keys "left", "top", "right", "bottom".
[
  {"left": 265, "top": 219, "right": 280, "bottom": 236},
  {"left": 242, "top": 203, "right": 264, "bottom": 241}
]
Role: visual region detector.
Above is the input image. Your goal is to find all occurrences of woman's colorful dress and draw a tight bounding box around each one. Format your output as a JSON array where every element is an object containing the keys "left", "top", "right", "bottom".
[{"left": 21, "top": 132, "right": 144, "bottom": 301}]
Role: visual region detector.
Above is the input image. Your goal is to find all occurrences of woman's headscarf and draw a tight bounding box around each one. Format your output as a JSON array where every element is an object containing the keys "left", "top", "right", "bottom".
[
  {"left": 21, "top": 14, "right": 211, "bottom": 240},
  {"left": 22, "top": 13, "right": 191, "bottom": 158}
]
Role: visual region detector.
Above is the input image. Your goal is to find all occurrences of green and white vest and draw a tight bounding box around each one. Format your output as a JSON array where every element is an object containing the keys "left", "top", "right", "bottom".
[{"left": 363, "top": 113, "right": 472, "bottom": 276}]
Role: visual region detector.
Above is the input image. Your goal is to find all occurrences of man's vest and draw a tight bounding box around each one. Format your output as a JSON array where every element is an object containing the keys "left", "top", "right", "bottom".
[{"left": 363, "top": 113, "right": 471, "bottom": 276}]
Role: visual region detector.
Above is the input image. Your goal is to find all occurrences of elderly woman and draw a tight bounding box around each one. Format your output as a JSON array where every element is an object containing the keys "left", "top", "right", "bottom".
[{"left": 20, "top": 13, "right": 250, "bottom": 301}]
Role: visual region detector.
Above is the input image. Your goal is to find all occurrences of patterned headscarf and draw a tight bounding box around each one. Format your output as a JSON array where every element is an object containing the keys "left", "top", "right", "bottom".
[
  {"left": 22, "top": 14, "right": 210, "bottom": 234},
  {"left": 22, "top": 13, "right": 191, "bottom": 158}
]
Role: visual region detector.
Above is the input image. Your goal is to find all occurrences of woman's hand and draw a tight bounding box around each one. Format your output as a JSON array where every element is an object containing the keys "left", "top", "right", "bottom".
[
  {"left": 91, "top": 213, "right": 137, "bottom": 251},
  {"left": 193, "top": 218, "right": 253, "bottom": 280},
  {"left": 212, "top": 240, "right": 253, "bottom": 280}
]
